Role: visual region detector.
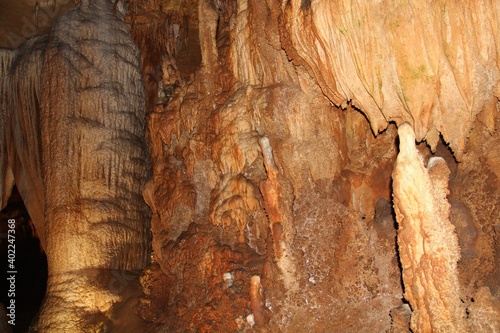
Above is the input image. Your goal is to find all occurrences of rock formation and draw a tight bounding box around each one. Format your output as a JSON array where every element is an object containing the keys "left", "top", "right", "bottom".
[
  {"left": 2, "top": 0, "right": 150, "bottom": 331},
  {"left": 0, "top": 0, "right": 499, "bottom": 332},
  {"left": 392, "top": 123, "right": 466, "bottom": 332},
  {"left": 281, "top": 0, "right": 500, "bottom": 159}
]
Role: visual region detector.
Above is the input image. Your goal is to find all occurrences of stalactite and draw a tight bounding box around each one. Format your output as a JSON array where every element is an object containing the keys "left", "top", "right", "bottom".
[{"left": 281, "top": 0, "right": 500, "bottom": 158}]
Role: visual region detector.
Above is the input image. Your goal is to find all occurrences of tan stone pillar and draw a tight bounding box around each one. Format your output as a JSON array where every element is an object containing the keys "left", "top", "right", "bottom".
[{"left": 392, "top": 123, "right": 467, "bottom": 332}]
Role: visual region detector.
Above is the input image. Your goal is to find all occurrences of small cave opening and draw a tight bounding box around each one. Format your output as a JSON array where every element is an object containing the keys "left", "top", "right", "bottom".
[{"left": 1, "top": 186, "right": 48, "bottom": 332}]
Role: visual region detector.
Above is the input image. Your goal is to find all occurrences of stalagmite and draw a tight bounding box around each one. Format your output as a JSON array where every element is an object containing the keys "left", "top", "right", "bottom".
[
  {"left": 392, "top": 123, "right": 467, "bottom": 332},
  {"left": 249, "top": 275, "right": 267, "bottom": 326}
]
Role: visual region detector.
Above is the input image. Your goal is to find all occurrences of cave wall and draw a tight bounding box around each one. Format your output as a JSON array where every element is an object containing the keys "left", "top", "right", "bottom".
[{"left": 134, "top": 0, "right": 500, "bottom": 332}]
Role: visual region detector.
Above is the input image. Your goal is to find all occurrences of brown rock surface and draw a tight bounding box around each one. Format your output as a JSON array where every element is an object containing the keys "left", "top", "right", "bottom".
[
  {"left": 134, "top": 0, "right": 500, "bottom": 331},
  {"left": 281, "top": 0, "right": 500, "bottom": 158},
  {"left": 0, "top": 0, "right": 499, "bottom": 331}
]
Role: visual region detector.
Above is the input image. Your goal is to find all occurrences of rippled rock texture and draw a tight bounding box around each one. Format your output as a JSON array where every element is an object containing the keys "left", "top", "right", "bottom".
[{"left": 134, "top": 0, "right": 499, "bottom": 332}]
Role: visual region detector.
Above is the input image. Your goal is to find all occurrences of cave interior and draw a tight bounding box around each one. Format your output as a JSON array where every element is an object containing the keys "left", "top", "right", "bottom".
[{"left": 0, "top": 0, "right": 499, "bottom": 332}]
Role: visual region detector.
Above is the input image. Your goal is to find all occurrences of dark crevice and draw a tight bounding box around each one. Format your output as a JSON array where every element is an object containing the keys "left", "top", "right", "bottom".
[{"left": 1, "top": 186, "right": 48, "bottom": 332}]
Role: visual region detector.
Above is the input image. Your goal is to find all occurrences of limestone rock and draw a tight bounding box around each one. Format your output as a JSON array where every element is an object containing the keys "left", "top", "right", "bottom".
[
  {"left": 281, "top": 0, "right": 500, "bottom": 158},
  {"left": 392, "top": 123, "right": 467, "bottom": 332}
]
